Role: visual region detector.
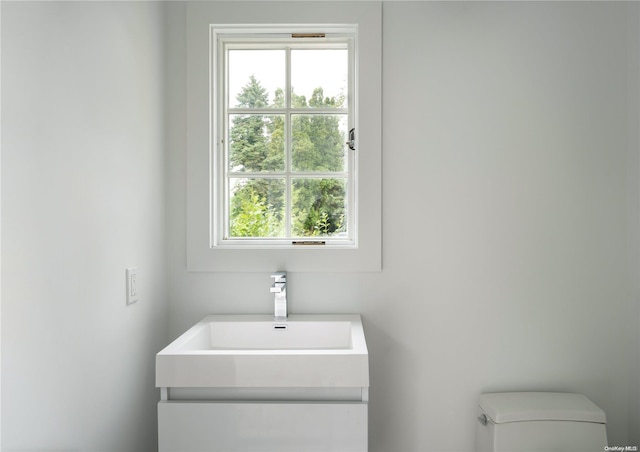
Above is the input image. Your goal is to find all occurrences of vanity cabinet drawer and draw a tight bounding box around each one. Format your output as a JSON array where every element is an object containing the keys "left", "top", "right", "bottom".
[{"left": 158, "top": 401, "right": 368, "bottom": 451}]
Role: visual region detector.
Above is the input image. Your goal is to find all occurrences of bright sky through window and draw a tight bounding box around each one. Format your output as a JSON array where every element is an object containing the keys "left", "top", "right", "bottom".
[{"left": 228, "top": 49, "right": 348, "bottom": 108}]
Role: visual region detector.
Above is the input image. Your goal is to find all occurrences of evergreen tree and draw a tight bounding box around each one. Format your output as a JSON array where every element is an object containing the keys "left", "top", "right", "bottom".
[{"left": 229, "top": 76, "right": 283, "bottom": 172}]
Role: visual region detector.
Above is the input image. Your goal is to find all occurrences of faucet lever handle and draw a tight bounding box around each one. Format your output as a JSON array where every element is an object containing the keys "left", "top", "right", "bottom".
[
  {"left": 270, "top": 282, "right": 286, "bottom": 293},
  {"left": 270, "top": 271, "right": 287, "bottom": 283}
]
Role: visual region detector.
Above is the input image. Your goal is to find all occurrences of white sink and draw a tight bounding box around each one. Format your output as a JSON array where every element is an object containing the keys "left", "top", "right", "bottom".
[{"left": 156, "top": 314, "right": 369, "bottom": 388}]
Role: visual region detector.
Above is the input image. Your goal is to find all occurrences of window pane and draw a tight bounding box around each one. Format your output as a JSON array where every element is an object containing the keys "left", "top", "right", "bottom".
[
  {"left": 229, "top": 114, "right": 285, "bottom": 172},
  {"left": 292, "top": 114, "right": 347, "bottom": 172},
  {"left": 229, "top": 178, "right": 285, "bottom": 238},
  {"left": 292, "top": 179, "right": 347, "bottom": 237},
  {"left": 291, "top": 49, "right": 348, "bottom": 109},
  {"left": 228, "top": 50, "right": 285, "bottom": 108}
]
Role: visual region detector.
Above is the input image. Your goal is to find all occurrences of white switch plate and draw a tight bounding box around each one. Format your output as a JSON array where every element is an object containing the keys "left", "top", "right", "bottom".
[{"left": 126, "top": 267, "right": 139, "bottom": 305}]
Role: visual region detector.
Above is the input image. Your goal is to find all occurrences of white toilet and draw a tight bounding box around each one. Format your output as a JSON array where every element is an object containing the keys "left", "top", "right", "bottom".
[{"left": 476, "top": 392, "right": 607, "bottom": 452}]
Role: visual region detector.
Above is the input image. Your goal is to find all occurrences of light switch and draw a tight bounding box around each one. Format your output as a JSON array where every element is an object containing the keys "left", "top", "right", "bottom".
[{"left": 126, "top": 267, "right": 139, "bottom": 305}]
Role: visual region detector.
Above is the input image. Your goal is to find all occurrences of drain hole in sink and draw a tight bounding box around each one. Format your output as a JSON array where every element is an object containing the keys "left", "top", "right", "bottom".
[{"left": 273, "top": 324, "right": 288, "bottom": 331}]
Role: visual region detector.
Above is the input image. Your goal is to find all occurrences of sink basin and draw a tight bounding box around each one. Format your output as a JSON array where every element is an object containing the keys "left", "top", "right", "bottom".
[{"left": 156, "top": 314, "right": 369, "bottom": 388}]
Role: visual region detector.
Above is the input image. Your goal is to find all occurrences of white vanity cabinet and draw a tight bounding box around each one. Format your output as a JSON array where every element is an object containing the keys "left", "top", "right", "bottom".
[{"left": 156, "top": 315, "right": 369, "bottom": 452}]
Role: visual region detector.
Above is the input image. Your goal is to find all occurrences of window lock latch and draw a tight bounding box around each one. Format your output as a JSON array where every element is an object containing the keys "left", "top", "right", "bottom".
[{"left": 346, "top": 128, "right": 356, "bottom": 151}]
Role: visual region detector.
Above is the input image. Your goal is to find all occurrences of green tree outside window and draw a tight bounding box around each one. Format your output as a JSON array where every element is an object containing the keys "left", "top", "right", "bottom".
[{"left": 228, "top": 76, "right": 347, "bottom": 238}]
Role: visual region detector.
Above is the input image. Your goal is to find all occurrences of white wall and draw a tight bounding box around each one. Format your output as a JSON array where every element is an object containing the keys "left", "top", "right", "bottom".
[
  {"left": 1, "top": 1, "right": 638, "bottom": 451},
  {"left": 166, "top": 2, "right": 640, "bottom": 451},
  {"left": 629, "top": 2, "right": 640, "bottom": 445},
  {"left": 381, "top": 3, "right": 638, "bottom": 448},
  {"left": 1, "top": 2, "right": 168, "bottom": 451},
  {"left": 0, "top": 1, "right": 4, "bottom": 446}
]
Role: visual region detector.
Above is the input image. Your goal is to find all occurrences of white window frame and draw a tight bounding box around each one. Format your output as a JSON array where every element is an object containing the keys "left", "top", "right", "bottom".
[
  {"left": 185, "top": 2, "right": 381, "bottom": 272},
  {"left": 213, "top": 28, "right": 357, "bottom": 248}
]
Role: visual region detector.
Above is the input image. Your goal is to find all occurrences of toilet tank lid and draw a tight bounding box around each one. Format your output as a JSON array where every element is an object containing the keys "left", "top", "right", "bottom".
[{"left": 479, "top": 392, "right": 606, "bottom": 424}]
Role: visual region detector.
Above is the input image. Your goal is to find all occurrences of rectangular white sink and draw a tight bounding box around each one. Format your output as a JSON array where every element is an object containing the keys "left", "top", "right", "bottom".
[{"left": 156, "top": 314, "right": 369, "bottom": 388}]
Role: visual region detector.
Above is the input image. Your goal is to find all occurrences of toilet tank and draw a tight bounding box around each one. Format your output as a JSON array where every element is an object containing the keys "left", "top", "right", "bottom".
[{"left": 476, "top": 392, "right": 607, "bottom": 452}]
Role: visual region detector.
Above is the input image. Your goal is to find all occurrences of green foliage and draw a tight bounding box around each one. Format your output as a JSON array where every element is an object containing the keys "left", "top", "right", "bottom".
[
  {"left": 292, "top": 179, "right": 346, "bottom": 237},
  {"left": 292, "top": 115, "right": 344, "bottom": 172},
  {"left": 229, "top": 77, "right": 347, "bottom": 238},
  {"left": 230, "top": 186, "right": 283, "bottom": 237},
  {"left": 235, "top": 75, "right": 269, "bottom": 108},
  {"left": 230, "top": 76, "right": 283, "bottom": 172}
]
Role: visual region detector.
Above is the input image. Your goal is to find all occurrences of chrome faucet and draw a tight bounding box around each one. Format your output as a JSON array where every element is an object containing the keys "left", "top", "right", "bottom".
[{"left": 270, "top": 271, "right": 287, "bottom": 319}]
